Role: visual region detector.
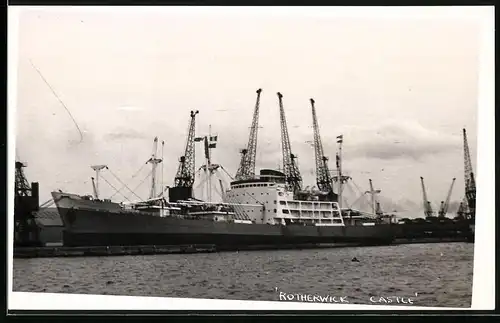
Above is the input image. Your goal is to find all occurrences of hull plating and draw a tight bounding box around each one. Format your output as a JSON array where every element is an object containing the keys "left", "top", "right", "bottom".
[{"left": 56, "top": 206, "right": 395, "bottom": 247}]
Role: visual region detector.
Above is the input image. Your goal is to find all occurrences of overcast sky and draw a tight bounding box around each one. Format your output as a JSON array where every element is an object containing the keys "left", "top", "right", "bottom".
[{"left": 13, "top": 7, "right": 484, "bottom": 217}]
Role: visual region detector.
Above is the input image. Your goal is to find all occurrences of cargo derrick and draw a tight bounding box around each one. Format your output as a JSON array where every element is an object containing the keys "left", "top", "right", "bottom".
[
  {"left": 365, "top": 179, "right": 381, "bottom": 215},
  {"left": 235, "top": 89, "right": 262, "bottom": 181},
  {"left": 331, "top": 135, "right": 351, "bottom": 210},
  {"left": 14, "top": 161, "right": 41, "bottom": 247},
  {"left": 277, "top": 92, "right": 303, "bottom": 196},
  {"left": 90, "top": 165, "right": 107, "bottom": 199},
  {"left": 420, "top": 176, "right": 434, "bottom": 218},
  {"left": 462, "top": 128, "right": 476, "bottom": 220},
  {"left": 146, "top": 136, "right": 163, "bottom": 199},
  {"left": 310, "top": 98, "right": 336, "bottom": 202},
  {"left": 438, "top": 178, "right": 456, "bottom": 218},
  {"left": 375, "top": 202, "right": 384, "bottom": 217},
  {"left": 170, "top": 110, "right": 199, "bottom": 202}
]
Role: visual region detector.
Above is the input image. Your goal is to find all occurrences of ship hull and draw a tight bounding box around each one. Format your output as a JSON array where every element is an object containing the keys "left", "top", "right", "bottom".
[{"left": 56, "top": 206, "right": 395, "bottom": 248}]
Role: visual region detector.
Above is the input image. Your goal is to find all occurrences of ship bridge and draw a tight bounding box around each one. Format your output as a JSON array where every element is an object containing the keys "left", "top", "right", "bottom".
[
  {"left": 225, "top": 169, "right": 344, "bottom": 226},
  {"left": 230, "top": 169, "right": 286, "bottom": 188}
]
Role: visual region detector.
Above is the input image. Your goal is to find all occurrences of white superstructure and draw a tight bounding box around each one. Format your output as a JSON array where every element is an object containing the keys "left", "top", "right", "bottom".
[{"left": 224, "top": 169, "right": 344, "bottom": 226}]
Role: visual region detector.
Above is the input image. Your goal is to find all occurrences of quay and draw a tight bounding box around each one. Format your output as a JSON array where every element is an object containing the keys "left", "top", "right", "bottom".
[
  {"left": 13, "top": 237, "right": 472, "bottom": 259},
  {"left": 13, "top": 244, "right": 217, "bottom": 258}
]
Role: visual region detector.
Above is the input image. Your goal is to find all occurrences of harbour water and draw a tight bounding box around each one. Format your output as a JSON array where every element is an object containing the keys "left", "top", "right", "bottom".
[{"left": 12, "top": 242, "right": 473, "bottom": 308}]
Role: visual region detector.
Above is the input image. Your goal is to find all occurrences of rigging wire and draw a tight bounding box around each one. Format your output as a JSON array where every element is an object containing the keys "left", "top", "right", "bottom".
[
  {"left": 29, "top": 59, "right": 83, "bottom": 143},
  {"left": 39, "top": 198, "right": 55, "bottom": 209},
  {"left": 99, "top": 175, "right": 132, "bottom": 202},
  {"left": 351, "top": 179, "right": 372, "bottom": 207},
  {"left": 122, "top": 169, "right": 153, "bottom": 202},
  {"left": 106, "top": 168, "right": 144, "bottom": 201},
  {"left": 109, "top": 162, "right": 148, "bottom": 199}
]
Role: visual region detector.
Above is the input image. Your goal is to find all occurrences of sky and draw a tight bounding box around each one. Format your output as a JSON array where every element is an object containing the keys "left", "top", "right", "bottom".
[{"left": 13, "top": 7, "right": 483, "bottom": 218}]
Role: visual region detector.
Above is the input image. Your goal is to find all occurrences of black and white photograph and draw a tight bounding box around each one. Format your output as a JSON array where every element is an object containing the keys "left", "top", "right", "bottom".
[{"left": 8, "top": 6, "right": 494, "bottom": 311}]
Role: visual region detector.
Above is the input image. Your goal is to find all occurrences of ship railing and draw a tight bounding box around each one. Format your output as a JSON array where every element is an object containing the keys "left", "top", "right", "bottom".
[{"left": 175, "top": 200, "right": 262, "bottom": 207}]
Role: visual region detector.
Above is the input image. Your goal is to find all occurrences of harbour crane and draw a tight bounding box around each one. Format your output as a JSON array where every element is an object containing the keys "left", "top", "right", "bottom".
[
  {"left": 420, "top": 176, "right": 434, "bottom": 217},
  {"left": 14, "top": 160, "right": 40, "bottom": 246},
  {"left": 456, "top": 202, "right": 466, "bottom": 220},
  {"left": 310, "top": 98, "right": 336, "bottom": 201},
  {"left": 438, "top": 178, "right": 456, "bottom": 218},
  {"left": 235, "top": 89, "right": 262, "bottom": 181},
  {"left": 462, "top": 128, "right": 476, "bottom": 219},
  {"left": 277, "top": 92, "right": 303, "bottom": 194},
  {"left": 15, "top": 161, "right": 31, "bottom": 197},
  {"left": 170, "top": 110, "right": 199, "bottom": 202}
]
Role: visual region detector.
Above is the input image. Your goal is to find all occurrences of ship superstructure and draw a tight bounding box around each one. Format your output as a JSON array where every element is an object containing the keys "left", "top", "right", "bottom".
[{"left": 224, "top": 92, "right": 375, "bottom": 228}]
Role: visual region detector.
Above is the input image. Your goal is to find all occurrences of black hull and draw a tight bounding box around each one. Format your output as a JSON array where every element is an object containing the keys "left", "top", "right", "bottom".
[
  {"left": 56, "top": 206, "right": 395, "bottom": 248},
  {"left": 62, "top": 231, "right": 394, "bottom": 248}
]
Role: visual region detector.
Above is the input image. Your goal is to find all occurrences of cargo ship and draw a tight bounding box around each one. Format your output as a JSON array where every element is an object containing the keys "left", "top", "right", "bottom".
[
  {"left": 49, "top": 91, "right": 397, "bottom": 249},
  {"left": 51, "top": 168, "right": 395, "bottom": 249}
]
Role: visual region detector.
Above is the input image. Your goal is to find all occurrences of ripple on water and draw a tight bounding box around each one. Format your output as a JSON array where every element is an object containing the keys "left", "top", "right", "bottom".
[{"left": 13, "top": 243, "right": 473, "bottom": 308}]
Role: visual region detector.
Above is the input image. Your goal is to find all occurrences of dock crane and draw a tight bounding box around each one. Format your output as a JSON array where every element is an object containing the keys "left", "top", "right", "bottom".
[
  {"left": 420, "top": 176, "right": 434, "bottom": 218},
  {"left": 170, "top": 110, "right": 199, "bottom": 202},
  {"left": 310, "top": 98, "right": 336, "bottom": 201},
  {"left": 277, "top": 92, "right": 303, "bottom": 195},
  {"left": 438, "top": 178, "right": 456, "bottom": 218},
  {"left": 14, "top": 160, "right": 41, "bottom": 246},
  {"left": 462, "top": 128, "right": 476, "bottom": 220},
  {"left": 235, "top": 89, "right": 262, "bottom": 181}
]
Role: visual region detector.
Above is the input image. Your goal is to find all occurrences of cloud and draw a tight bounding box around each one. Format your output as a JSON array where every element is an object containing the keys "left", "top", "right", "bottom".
[
  {"left": 325, "top": 120, "right": 462, "bottom": 161},
  {"left": 104, "top": 128, "right": 149, "bottom": 141},
  {"left": 116, "top": 106, "right": 144, "bottom": 112}
]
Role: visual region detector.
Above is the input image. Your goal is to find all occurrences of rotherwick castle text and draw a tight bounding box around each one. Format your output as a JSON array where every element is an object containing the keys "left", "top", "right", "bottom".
[{"left": 279, "top": 292, "right": 349, "bottom": 303}]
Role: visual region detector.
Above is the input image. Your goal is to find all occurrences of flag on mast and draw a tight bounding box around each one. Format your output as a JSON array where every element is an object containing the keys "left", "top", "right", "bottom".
[
  {"left": 209, "top": 135, "right": 218, "bottom": 148},
  {"left": 204, "top": 137, "right": 210, "bottom": 159}
]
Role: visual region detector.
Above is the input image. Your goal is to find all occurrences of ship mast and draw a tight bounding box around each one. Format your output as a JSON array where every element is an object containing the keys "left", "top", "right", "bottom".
[
  {"left": 207, "top": 126, "right": 212, "bottom": 201},
  {"left": 277, "top": 92, "right": 303, "bottom": 194},
  {"left": 196, "top": 125, "right": 220, "bottom": 202},
  {"left": 90, "top": 165, "right": 107, "bottom": 199},
  {"left": 235, "top": 89, "right": 262, "bottom": 181},
  {"left": 365, "top": 179, "right": 381, "bottom": 215},
  {"left": 146, "top": 137, "right": 162, "bottom": 199},
  {"left": 206, "top": 125, "right": 219, "bottom": 202},
  {"left": 332, "top": 135, "right": 350, "bottom": 210},
  {"left": 160, "top": 140, "right": 165, "bottom": 197}
]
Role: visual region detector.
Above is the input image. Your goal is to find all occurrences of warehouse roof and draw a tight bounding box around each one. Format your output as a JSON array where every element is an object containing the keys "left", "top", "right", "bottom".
[{"left": 34, "top": 208, "right": 63, "bottom": 227}]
